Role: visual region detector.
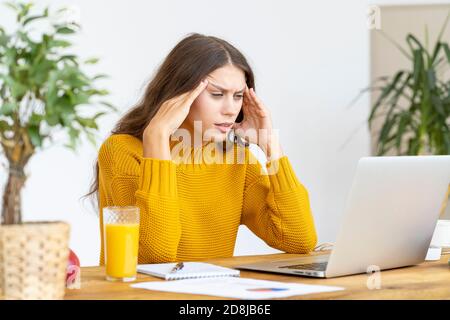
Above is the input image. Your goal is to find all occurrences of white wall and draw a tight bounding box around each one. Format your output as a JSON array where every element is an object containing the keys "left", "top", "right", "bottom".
[{"left": 0, "top": 0, "right": 373, "bottom": 266}]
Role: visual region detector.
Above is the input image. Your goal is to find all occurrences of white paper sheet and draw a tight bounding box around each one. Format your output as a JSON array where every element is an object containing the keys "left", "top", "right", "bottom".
[
  {"left": 425, "top": 246, "right": 442, "bottom": 261},
  {"left": 131, "top": 277, "right": 344, "bottom": 300}
]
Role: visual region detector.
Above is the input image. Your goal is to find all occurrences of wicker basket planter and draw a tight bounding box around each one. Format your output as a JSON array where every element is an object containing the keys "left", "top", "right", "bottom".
[{"left": 0, "top": 221, "right": 70, "bottom": 300}]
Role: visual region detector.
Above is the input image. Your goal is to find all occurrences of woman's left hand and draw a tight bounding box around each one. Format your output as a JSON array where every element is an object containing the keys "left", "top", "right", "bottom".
[{"left": 233, "top": 86, "right": 283, "bottom": 160}]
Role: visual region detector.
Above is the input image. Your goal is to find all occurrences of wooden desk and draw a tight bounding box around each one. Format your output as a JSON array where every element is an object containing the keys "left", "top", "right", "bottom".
[{"left": 64, "top": 252, "right": 450, "bottom": 300}]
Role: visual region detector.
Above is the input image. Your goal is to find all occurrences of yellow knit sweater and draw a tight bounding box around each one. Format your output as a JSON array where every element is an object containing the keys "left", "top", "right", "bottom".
[{"left": 98, "top": 134, "right": 317, "bottom": 265}]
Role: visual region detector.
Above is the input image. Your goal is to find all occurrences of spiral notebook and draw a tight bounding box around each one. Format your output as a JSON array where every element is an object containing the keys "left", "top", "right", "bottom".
[{"left": 137, "top": 262, "right": 240, "bottom": 280}]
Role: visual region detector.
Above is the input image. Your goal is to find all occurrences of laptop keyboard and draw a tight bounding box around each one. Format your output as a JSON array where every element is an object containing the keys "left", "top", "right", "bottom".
[{"left": 279, "top": 262, "right": 328, "bottom": 271}]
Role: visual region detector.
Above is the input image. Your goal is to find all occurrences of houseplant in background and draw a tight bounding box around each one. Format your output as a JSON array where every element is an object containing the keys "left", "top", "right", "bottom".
[
  {"left": 368, "top": 26, "right": 450, "bottom": 156},
  {"left": 0, "top": 1, "right": 115, "bottom": 299},
  {"left": 362, "top": 16, "right": 450, "bottom": 252}
]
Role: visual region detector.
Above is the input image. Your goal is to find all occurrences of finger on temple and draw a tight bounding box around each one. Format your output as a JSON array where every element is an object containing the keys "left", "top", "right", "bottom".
[{"left": 184, "top": 80, "right": 208, "bottom": 104}]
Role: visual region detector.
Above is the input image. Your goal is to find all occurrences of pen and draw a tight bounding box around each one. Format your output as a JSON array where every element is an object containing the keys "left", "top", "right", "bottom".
[{"left": 170, "top": 262, "right": 184, "bottom": 273}]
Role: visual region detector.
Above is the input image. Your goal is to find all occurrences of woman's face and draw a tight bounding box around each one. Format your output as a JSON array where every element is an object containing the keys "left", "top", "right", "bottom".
[{"left": 180, "top": 64, "right": 246, "bottom": 144}]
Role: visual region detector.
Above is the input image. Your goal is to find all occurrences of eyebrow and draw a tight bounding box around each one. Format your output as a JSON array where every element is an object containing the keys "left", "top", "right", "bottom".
[{"left": 208, "top": 82, "right": 246, "bottom": 93}]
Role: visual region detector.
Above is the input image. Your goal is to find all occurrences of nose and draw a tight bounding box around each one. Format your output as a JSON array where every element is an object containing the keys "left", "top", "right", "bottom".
[{"left": 221, "top": 95, "right": 241, "bottom": 117}]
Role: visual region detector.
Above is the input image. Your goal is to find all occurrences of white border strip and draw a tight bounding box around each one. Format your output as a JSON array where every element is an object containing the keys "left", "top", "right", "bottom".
[{"left": 368, "top": 0, "right": 450, "bottom": 5}]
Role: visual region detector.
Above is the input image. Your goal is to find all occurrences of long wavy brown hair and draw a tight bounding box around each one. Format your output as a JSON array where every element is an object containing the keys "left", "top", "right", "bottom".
[{"left": 84, "top": 33, "right": 255, "bottom": 208}]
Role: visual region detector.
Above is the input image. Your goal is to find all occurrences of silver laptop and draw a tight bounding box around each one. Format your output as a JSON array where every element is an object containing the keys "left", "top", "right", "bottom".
[{"left": 236, "top": 156, "right": 450, "bottom": 278}]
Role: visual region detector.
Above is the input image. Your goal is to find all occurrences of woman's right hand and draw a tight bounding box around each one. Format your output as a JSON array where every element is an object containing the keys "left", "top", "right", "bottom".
[{"left": 142, "top": 79, "right": 209, "bottom": 159}]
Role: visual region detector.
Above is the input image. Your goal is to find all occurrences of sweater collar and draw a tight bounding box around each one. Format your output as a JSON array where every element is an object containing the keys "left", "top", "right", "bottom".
[{"left": 168, "top": 138, "right": 237, "bottom": 166}]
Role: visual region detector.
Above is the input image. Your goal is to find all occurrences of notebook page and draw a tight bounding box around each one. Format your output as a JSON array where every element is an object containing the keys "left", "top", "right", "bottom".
[{"left": 137, "top": 262, "right": 240, "bottom": 280}]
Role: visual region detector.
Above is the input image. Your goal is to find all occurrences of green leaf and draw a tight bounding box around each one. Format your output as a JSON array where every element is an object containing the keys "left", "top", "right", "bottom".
[
  {"left": 0, "top": 119, "right": 11, "bottom": 131},
  {"left": 76, "top": 117, "right": 98, "bottom": 129},
  {"left": 387, "top": 73, "right": 412, "bottom": 107},
  {"left": 84, "top": 57, "right": 99, "bottom": 64},
  {"left": 3, "top": 2, "right": 19, "bottom": 12},
  {"left": 17, "top": 2, "right": 34, "bottom": 23},
  {"left": 68, "top": 90, "right": 90, "bottom": 105},
  {"left": 0, "top": 33, "right": 10, "bottom": 46},
  {"left": 58, "top": 68, "right": 90, "bottom": 88},
  {"left": 426, "top": 69, "right": 436, "bottom": 90},
  {"left": 99, "top": 100, "right": 118, "bottom": 112},
  {"left": 60, "top": 112, "right": 74, "bottom": 126},
  {"left": 377, "top": 29, "right": 412, "bottom": 60},
  {"left": 27, "top": 125, "right": 42, "bottom": 147},
  {"left": 431, "top": 94, "right": 446, "bottom": 116},
  {"left": 437, "top": 10, "right": 450, "bottom": 43},
  {"left": 23, "top": 14, "right": 48, "bottom": 26},
  {"left": 443, "top": 128, "right": 450, "bottom": 154},
  {"left": 45, "top": 112, "right": 60, "bottom": 126},
  {"left": 0, "top": 75, "right": 28, "bottom": 99},
  {"left": 56, "top": 7, "right": 70, "bottom": 14},
  {"left": 368, "top": 71, "right": 404, "bottom": 126},
  {"left": 412, "top": 50, "right": 423, "bottom": 90},
  {"left": 0, "top": 102, "right": 17, "bottom": 115},
  {"left": 430, "top": 41, "right": 442, "bottom": 65},
  {"left": 58, "top": 55, "right": 78, "bottom": 66},
  {"left": 395, "top": 113, "right": 411, "bottom": 152},
  {"left": 55, "top": 26, "right": 76, "bottom": 34},
  {"left": 66, "top": 126, "right": 80, "bottom": 150},
  {"left": 378, "top": 113, "right": 399, "bottom": 154},
  {"left": 86, "top": 88, "right": 109, "bottom": 96},
  {"left": 48, "top": 39, "right": 72, "bottom": 48},
  {"left": 442, "top": 43, "right": 450, "bottom": 63},
  {"left": 407, "top": 136, "right": 421, "bottom": 155},
  {"left": 93, "top": 111, "right": 107, "bottom": 120},
  {"left": 85, "top": 130, "right": 97, "bottom": 146},
  {"left": 29, "top": 113, "right": 44, "bottom": 126},
  {"left": 406, "top": 34, "right": 428, "bottom": 56},
  {"left": 31, "top": 60, "right": 55, "bottom": 85},
  {"left": 92, "top": 74, "right": 109, "bottom": 80},
  {"left": 55, "top": 94, "right": 74, "bottom": 115}
]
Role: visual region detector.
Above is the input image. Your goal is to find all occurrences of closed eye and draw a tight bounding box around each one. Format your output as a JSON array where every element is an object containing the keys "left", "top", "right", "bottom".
[{"left": 211, "top": 93, "right": 244, "bottom": 99}]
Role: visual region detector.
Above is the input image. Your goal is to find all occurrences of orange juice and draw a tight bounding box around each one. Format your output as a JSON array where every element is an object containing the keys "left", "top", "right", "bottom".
[{"left": 105, "top": 223, "right": 139, "bottom": 279}]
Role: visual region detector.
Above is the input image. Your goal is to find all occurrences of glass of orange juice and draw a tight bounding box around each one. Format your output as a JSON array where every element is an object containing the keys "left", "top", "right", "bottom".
[{"left": 103, "top": 206, "right": 140, "bottom": 282}]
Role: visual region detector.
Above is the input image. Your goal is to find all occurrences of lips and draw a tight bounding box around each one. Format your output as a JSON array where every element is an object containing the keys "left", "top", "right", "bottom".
[{"left": 214, "top": 122, "right": 233, "bottom": 133}]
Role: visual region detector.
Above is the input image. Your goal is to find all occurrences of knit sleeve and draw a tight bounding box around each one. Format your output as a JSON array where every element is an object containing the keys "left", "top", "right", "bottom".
[
  {"left": 98, "top": 135, "right": 181, "bottom": 265},
  {"left": 240, "top": 148, "right": 318, "bottom": 253}
]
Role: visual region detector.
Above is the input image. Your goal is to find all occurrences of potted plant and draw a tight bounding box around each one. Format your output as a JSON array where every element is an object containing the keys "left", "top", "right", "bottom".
[
  {"left": 0, "top": 1, "right": 115, "bottom": 299},
  {"left": 360, "top": 15, "right": 450, "bottom": 249},
  {"left": 368, "top": 23, "right": 450, "bottom": 156}
]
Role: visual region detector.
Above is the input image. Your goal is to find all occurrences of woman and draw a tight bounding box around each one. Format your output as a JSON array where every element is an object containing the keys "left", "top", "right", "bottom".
[{"left": 88, "top": 33, "right": 317, "bottom": 265}]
